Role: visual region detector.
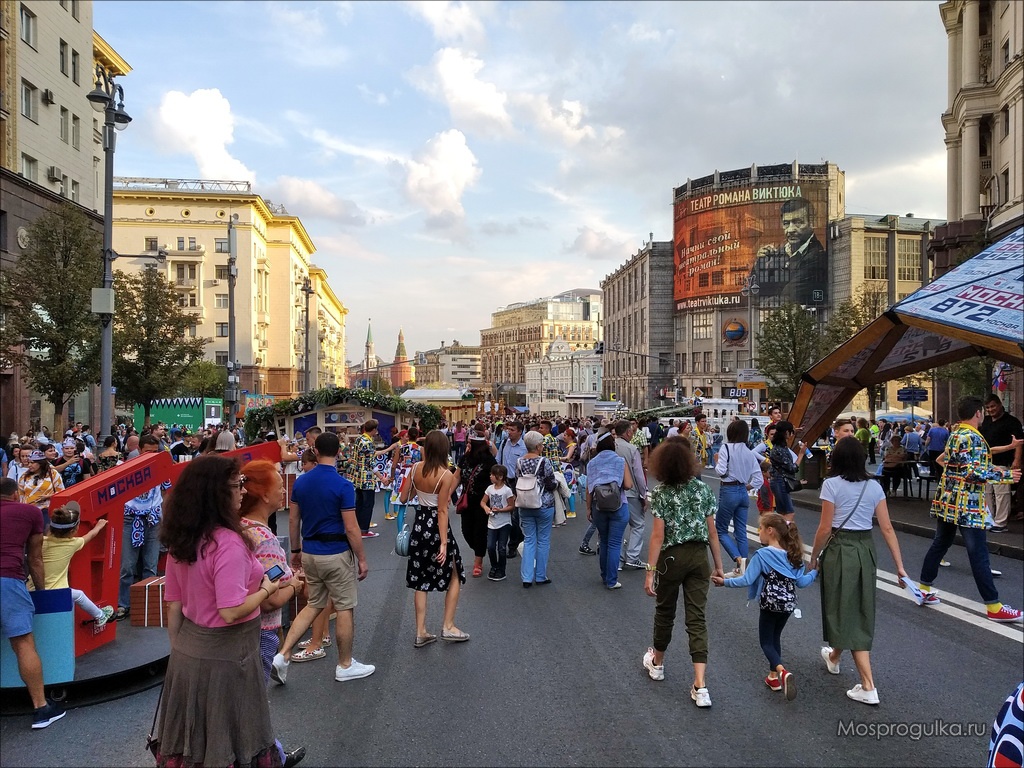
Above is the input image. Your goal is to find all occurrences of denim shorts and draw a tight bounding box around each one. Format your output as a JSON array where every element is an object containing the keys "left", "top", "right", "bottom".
[{"left": 0, "top": 577, "right": 35, "bottom": 639}]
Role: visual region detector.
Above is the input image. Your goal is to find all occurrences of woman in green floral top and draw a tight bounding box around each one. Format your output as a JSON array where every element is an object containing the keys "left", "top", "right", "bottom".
[{"left": 641, "top": 436, "right": 724, "bottom": 709}]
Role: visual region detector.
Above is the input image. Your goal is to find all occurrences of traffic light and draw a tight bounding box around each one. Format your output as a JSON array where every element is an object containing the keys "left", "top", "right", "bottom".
[{"left": 594, "top": 342, "right": 604, "bottom": 354}]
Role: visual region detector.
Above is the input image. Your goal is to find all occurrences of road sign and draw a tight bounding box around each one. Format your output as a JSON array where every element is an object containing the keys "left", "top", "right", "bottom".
[
  {"left": 693, "top": 388, "right": 704, "bottom": 398},
  {"left": 896, "top": 387, "right": 928, "bottom": 404},
  {"left": 736, "top": 369, "right": 767, "bottom": 389}
]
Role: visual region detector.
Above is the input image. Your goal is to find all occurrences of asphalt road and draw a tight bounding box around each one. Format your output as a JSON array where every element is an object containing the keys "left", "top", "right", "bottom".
[{"left": 2, "top": 483, "right": 1021, "bottom": 767}]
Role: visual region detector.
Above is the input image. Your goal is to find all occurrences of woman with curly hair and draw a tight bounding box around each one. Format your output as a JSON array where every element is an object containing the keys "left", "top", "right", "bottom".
[{"left": 154, "top": 455, "right": 304, "bottom": 768}]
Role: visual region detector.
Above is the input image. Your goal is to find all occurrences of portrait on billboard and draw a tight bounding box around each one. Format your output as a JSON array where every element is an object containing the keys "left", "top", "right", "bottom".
[
  {"left": 754, "top": 197, "right": 827, "bottom": 307},
  {"left": 673, "top": 180, "right": 831, "bottom": 311}
]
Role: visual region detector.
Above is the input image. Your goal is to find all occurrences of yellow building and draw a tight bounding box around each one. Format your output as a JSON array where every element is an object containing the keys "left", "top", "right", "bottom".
[
  {"left": 480, "top": 289, "right": 602, "bottom": 392},
  {"left": 111, "top": 178, "right": 346, "bottom": 398}
]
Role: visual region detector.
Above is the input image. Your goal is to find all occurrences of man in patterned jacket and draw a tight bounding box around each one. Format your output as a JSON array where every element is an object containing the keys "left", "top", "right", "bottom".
[{"left": 917, "top": 396, "right": 1022, "bottom": 622}]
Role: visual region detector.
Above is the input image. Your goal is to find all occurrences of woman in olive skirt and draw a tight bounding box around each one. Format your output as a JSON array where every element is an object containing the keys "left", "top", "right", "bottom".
[{"left": 810, "top": 437, "right": 909, "bottom": 706}]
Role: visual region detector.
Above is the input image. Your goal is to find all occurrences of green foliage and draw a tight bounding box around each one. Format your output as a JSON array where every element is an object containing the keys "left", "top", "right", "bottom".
[
  {"left": 175, "top": 360, "right": 227, "bottom": 398},
  {"left": 242, "top": 385, "right": 443, "bottom": 443},
  {"left": 627, "top": 404, "right": 696, "bottom": 421},
  {"left": 755, "top": 303, "right": 823, "bottom": 404},
  {"left": 112, "top": 267, "right": 208, "bottom": 427},
  {"left": 0, "top": 203, "right": 103, "bottom": 431},
  {"left": 928, "top": 356, "right": 991, "bottom": 399},
  {"left": 821, "top": 287, "right": 891, "bottom": 418}
]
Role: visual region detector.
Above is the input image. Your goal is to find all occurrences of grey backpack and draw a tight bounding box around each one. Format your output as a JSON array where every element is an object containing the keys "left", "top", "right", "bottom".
[{"left": 591, "top": 479, "right": 622, "bottom": 512}]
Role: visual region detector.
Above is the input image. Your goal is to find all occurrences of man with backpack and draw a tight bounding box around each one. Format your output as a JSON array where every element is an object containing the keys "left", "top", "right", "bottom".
[{"left": 614, "top": 420, "right": 649, "bottom": 570}]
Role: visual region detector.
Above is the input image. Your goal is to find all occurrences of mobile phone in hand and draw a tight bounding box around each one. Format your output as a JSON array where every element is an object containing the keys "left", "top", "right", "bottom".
[{"left": 265, "top": 564, "right": 285, "bottom": 582}]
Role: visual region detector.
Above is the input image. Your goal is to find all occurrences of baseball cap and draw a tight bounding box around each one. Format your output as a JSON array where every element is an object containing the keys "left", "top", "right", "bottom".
[
  {"left": 36, "top": 436, "right": 51, "bottom": 446},
  {"left": 265, "top": 431, "right": 278, "bottom": 440}
]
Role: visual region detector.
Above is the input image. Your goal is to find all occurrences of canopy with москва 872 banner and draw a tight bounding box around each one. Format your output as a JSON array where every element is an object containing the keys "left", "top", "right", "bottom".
[{"left": 789, "top": 227, "right": 1023, "bottom": 444}]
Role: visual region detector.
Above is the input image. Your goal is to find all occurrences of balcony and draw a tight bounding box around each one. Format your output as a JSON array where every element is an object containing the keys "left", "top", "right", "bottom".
[
  {"left": 256, "top": 310, "right": 270, "bottom": 325},
  {"left": 174, "top": 278, "right": 197, "bottom": 290}
]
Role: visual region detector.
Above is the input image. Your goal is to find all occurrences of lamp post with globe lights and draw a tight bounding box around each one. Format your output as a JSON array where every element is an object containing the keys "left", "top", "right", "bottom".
[
  {"left": 740, "top": 272, "right": 760, "bottom": 409},
  {"left": 87, "top": 64, "right": 131, "bottom": 441}
]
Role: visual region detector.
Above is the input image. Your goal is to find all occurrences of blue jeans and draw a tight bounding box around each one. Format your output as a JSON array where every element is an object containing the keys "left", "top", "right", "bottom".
[
  {"left": 487, "top": 525, "right": 511, "bottom": 575},
  {"left": 770, "top": 478, "right": 794, "bottom": 514},
  {"left": 593, "top": 502, "right": 629, "bottom": 587},
  {"left": 119, "top": 519, "right": 161, "bottom": 609},
  {"left": 920, "top": 519, "right": 998, "bottom": 604},
  {"left": 519, "top": 506, "right": 554, "bottom": 583},
  {"left": 758, "top": 609, "right": 791, "bottom": 670},
  {"left": 716, "top": 484, "right": 750, "bottom": 562}
]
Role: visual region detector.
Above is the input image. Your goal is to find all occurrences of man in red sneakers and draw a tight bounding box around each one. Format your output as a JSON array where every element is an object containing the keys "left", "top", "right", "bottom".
[{"left": 917, "top": 396, "right": 1022, "bottom": 622}]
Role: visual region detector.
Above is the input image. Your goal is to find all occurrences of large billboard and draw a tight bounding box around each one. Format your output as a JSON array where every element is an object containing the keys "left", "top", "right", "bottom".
[{"left": 673, "top": 180, "right": 831, "bottom": 310}]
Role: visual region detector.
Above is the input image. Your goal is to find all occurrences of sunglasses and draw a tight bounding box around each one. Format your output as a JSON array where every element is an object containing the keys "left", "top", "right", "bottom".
[{"left": 228, "top": 474, "right": 247, "bottom": 490}]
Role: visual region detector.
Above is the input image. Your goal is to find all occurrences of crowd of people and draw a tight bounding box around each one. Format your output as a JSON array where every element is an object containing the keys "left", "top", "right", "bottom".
[{"left": 0, "top": 393, "right": 1020, "bottom": 768}]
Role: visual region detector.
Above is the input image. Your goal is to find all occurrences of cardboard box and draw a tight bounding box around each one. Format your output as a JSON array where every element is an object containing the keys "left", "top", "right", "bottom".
[{"left": 130, "top": 576, "right": 169, "bottom": 628}]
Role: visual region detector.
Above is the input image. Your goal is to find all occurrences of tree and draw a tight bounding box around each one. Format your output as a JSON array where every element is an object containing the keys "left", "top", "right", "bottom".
[
  {"left": 370, "top": 373, "right": 394, "bottom": 395},
  {"left": 822, "top": 287, "right": 890, "bottom": 419},
  {"left": 112, "top": 267, "right": 208, "bottom": 427},
  {"left": 755, "top": 303, "right": 823, "bottom": 404},
  {"left": 0, "top": 203, "right": 103, "bottom": 432},
  {"left": 175, "top": 360, "right": 227, "bottom": 399}
]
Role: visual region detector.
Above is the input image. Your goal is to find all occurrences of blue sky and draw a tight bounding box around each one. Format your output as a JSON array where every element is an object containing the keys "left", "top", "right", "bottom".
[{"left": 95, "top": 0, "right": 948, "bottom": 364}]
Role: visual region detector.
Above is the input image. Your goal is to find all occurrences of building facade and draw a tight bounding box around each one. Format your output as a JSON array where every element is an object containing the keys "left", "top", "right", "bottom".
[
  {"left": 524, "top": 340, "right": 603, "bottom": 418},
  {"left": 389, "top": 328, "right": 413, "bottom": 389},
  {"left": 931, "top": 0, "right": 1022, "bottom": 416},
  {"left": 308, "top": 266, "right": 348, "bottom": 390},
  {"left": 671, "top": 162, "right": 846, "bottom": 409},
  {"left": 480, "top": 289, "right": 602, "bottom": 395},
  {"left": 111, "top": 178, "right": 341, "bottom": 399},
  {"left": 0, "top": 0, "right": 128, "bottom": 435},
  {"left": 600, "top": 237, "right": 674, "bottom": 411},
  {"left": 413, "top": 340, "right": 481, "bottom": 389}
]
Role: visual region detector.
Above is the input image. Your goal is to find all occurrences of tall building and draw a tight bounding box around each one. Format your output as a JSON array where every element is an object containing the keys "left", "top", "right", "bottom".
[
  {"left": 0, "top": 0, "right": 128, "bottom": 435},
  {"left": 524, "top": 340, "right": 603, "bottom": 418},
  {"left": 831, "top": 213, "right": 943, "bottom": 414},
  {"left": 600, "top": 237, "right": 674, "bottom": 411},
  {"left": 671, "top": 161, "right": 845, "bottom": 407},
  {"left": 111, "top": 178, "right": 344, "bottom": 399},
  {"left": 307, "top": 266, "right": 348, "bottom": 390},
  {"left": 931, "top": 0, "right": 1022, "bottom": 415},
  {"left": 389, "top": 327, "right": 413, "bottom": 389},
  {"left": 480, "top": 289, "right": 603, "bottom": 396},
  {"left": 413, "top": 340, "right": 481, "bottom": 389}
]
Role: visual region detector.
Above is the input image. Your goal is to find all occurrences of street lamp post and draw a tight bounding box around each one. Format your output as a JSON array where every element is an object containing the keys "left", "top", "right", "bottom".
[
  {"left": 301, "top": 275, "right": 315, "bottom": 392},
  {"left": 87, "top": 65, "right": 131, "bottom": 442},
  {"left": 740, "top": 272, "right": 760, "bottom": 410},
  {"left": 226, "top": 214, "right": 239, "bottom": 427}
]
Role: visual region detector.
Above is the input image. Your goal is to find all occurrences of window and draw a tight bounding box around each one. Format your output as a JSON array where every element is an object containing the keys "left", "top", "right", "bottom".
[
  {"left": 176, "top": 264, "right": 196, "bottom": 280},
  {"left": 215, "top": 265, "right": 230, "bottom": 280},
  {"left": 20, "top": 153, "right": 37, "bottom": 182},
  {"left": 20, "top": 80, "right": 37, "bottom": 122},
  {"left": 176, "top": 237, "right": 185, "bottom": 250},
  {"left": 897, "top": 239, "right": 921, "bottom": 282},
  {"left": 145, "top": 237, "right": 158, "bottom": 251},
  {"left": 59, "top": 174, "right": 68, "bottom": 197},
  {"left": 178, "top": 293, "right": 198, "bottom": 308},
  {"left": 215, "top": 351, "right": 229, "bottom": 366},
  {"left": 215, "top": 294, "right": 229, "bottom": 309},
  {"left": 71, "top": 114, "right": 80, "bottom": 149},
  {"left": 711, "top": 271, "right": 724, "bottom": 286},
  {"left": 680, "top": 352, "right": 687, "bottom": 373},
  {"left": 216, "top": 323, "right": 229, "bottom": 337},
  {"left": 1002, "top": 106, "right": 1010, "bottom": 139},
  {"left": 1003, "top": 40, "right": 1010, "bottom": 67},
  {"left": 187, "top": 324, "right": 197, "bottom": 338},
  {"left": 19, "top": 5, "right": 36, "bottom": 47},
  {"left": 188, "top": 237, "right": 197, "bottom": 250},
  {"left": 721, "top": 351, "right": 734, "bottom": 370},
  {"left": 71, "top": 0, "right": 79, "bottom": 19},
  {"left": 60, "top": 108, "right": 69, "bottom": 142},
  {"left": 863, "top": 236, "right": 888, "bottom": 280},
  {"left": 1001, "top": 170, "right": 1009, "bottom": 206},
  {"left": 692, "top": 312, "right": 713, "bottom": 340},
  {"left": 70, "top": 180, "right": 79, "bottom": 203},
  {"left": 71, "top": 50, "right": 80, "bottom": 84},
  {"left": 697, "top": 272, "right": 710, "bottom": 288},
  {"left": 215, "top": 238, "right": 229, "bottom": 253},
  {"left": 703, "top": 351, "right": 713, "bottom": 372},
  {"left": 60, "top": 40, "right": 69, "bottom": 75}
]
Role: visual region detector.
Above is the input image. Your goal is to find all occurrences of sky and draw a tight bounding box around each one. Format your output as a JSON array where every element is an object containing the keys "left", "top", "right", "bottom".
[{"left": 95, "top": 0, "right": 949, "bottom": 365}]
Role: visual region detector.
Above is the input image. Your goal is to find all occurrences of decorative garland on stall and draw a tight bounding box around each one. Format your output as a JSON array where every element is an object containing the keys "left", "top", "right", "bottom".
[{"left": 243, "top": 385, "right": 444, "bottom": 443}]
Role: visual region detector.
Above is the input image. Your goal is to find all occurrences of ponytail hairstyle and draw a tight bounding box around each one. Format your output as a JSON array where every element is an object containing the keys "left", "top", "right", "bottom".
[{"left": 759, "top": 512, "right": 805, "bottom": 568}]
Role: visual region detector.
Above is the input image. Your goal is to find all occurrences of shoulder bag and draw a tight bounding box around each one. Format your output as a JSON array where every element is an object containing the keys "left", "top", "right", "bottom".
[{"left": 815, "top": 480, "right": 869, "bottom": 567}]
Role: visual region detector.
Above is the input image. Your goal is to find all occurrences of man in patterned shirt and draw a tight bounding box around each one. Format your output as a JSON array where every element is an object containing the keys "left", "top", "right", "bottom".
[
  {"left": 538, "top": 420, "right": 561, "bottom": 470},
  {"left": 352, "top": 420, "right": 380, "bottom": 538},
  {"left": 630, "top": 418, "right": 650, "bottom": 468},
  {"left": 918, "top": 396, "right": 1022, "bottom": 622}
]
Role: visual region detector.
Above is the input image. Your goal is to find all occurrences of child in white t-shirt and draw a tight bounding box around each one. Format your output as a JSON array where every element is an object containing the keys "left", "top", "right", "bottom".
[{"left": 482, "top": 465, "right": 516, "bottom": 582}]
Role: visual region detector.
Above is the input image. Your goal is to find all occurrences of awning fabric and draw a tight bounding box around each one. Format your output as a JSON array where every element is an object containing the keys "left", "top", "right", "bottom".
[{"left": 789, "top": 227, "right": 1023, "bottom": 443}]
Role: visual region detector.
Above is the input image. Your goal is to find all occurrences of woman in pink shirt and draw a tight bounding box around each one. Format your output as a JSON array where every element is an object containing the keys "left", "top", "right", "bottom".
[{"left": 153, "top": 455, "right": 305, "bottom": 768}]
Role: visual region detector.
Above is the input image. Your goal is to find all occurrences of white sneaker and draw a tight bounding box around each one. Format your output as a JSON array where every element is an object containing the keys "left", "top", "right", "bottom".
[
  {"left": 846, "top": 683, "right": 879, "bottom": 705},
  {"left": 736, "top": 557, "right": 747, "bottom": 576},
  {"left": 335, "top": 659, "right": 375, "bottom": 682},
  {"left": 607, "top": 582, "right": 622, "bottom": 590},
  {"left": 642, "top": 647, "right": 664, "bottom": 681},
  {"left": 96, "top": 606, "right": 115, "bottom": 628},
  {"left": 821, "top": 646, "right": 840, "bottom": 675},
  {"left": 691, "top": 686, "right": 712, "bottom": 708},
  {"left": 271, "top": 653, "right": 289, "bottom": 685}
]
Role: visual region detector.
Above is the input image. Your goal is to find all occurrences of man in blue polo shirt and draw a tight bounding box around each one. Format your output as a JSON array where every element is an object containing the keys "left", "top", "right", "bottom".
[{"left": 273, "top": 432, "right": 374, "bottom": 685}]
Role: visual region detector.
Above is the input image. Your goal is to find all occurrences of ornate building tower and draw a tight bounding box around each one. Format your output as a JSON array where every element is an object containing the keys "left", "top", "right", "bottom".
[{"left": 390, "top": 327, "right": 414, "bottom": 389}]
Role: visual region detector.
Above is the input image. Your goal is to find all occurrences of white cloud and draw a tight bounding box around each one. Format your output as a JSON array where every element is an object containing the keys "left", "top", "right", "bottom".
[
  {"left": 152, "top": 88, "right": 255, "bottom": 182},
  {"left": 405, "top": 0, "right": 487, "bottom": 47},
  {"left": 510, "top": 93, "right": 595, "bottom": 146},
  {"left": 845, "top": 151, "right": 946, "bottom": 219},
  {"left": 409, "top": 48, "right": 513, "bottom": 138},
  {"left": 356, "top": 84, "right": 389, "bottom": 106},
  {"left": 563, "top": 226, "right": 632, "bottom": 262},
  {"left": 404, "top": 129, "right": 481, "bottom": 220},
  {"left": 265, "top": 2, "right": 351, "bottom": 69},
  {"left": 627, "top": 22, "right": 673, "bottom": 43},
  {"left": 264, "top": 176, "right": 369, "bottom": 225}
]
